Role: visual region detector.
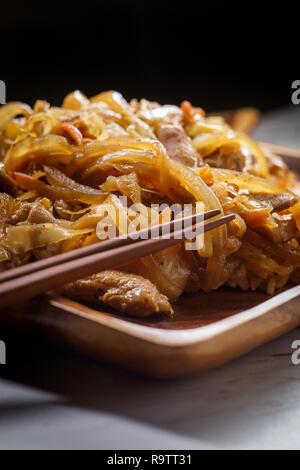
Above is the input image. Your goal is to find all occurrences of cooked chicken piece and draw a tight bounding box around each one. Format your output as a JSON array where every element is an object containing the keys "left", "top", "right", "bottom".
[
  {"left": 244, "top": 229, "right": 300, "bottom": 266},
  {"left": 9, "top": 202, "right": 32, "bottom": 224},
  {"left": 9, "top": 200, "right": 57, "bottom": 225},
  {"left": 251, "top": 192, "right": 298, "bottom": 213},
  {"left": 156, "top": 124, "right": 199, "bottom": 168},
  {"left": 0, "top": 251, "right": 31, "bottom": 272},
  {"left": 260, "top": 144, "right": 291, "bottom": 180},
  {"left": 33, "top": 242, "right": 63, "bottom": 260},
  {"left": 259, "top": 212, "right": 298, "bottom": 243},
  {"left": 206, "top": 144, "right": 246, "bottom": 172},
  {"left": 27, "top": 201, "right": 57, "bottom": 224},
  {"left": 62, "top": 270, "right": 173, "bottom": 317}
]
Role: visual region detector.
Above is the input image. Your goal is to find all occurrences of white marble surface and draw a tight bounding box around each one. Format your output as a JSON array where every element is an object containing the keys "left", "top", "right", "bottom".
[{"left": 1, "top": 106, "right": 300, "bottom": 450}]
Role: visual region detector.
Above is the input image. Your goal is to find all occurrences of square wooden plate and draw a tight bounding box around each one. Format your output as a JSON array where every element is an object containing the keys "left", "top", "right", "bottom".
[{"left": 2, "top": 153, "right": 300, "bottom": 378}]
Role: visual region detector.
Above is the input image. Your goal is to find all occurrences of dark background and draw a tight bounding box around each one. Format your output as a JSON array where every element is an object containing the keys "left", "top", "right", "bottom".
[{"left": 1, "top": 0, "right": 298, "bottom": 112}]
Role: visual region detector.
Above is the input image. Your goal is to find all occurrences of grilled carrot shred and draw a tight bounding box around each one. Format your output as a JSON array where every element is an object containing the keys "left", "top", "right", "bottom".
[
  {"left": 61, "top": 123, "right": 83, "bottom": 149},
  {"left": 181, "top": 100, "right": 205, "bottom": 122}
]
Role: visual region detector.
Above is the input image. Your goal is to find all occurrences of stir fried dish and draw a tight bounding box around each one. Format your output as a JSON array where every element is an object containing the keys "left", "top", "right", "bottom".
[{"left": 0, "top": 90, "right": 300, "bottom": 317}]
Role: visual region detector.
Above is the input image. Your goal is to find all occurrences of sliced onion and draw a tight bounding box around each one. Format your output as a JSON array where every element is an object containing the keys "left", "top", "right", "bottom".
[
  {"left": 43, "top": 165, "right": 107, "bottom": 204},
  {"left": 22, "top": 112, "right": 58, "bottom": 136},
  {"left": 192, "top": 133, "right": 269, "bottom": 178},
  {"left": 0, "top": 102, "right": 32, "bottom": 133},
  {"left": 210, "top": 168, "right": 295, "bottom": 195},
  {"left": 4, "top": 134, "right": 73, "bottom": 172},
  {"left": 5, "top": 223, "right": 92, "bottom": 253}
]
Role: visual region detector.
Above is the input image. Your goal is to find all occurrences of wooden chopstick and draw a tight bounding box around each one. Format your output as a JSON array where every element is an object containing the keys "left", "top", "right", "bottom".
[
  {"left": 0, "top": 213, "right": 234, "bottom": 309},
  {"left": 0, "top": 209, "right": 220, "bottom": 284},
  {"left": 258, "top": 141, "right": 300, "bottom": 160}
]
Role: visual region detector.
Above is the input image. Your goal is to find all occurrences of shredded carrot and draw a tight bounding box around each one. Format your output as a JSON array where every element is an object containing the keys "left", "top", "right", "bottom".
[
  {"left": 10, "top": 171, "right": 42, "bottom": 188},
  {"left": 181, "top": 100, "right": 205, "bottom": 122},
  {"left": 61, "top": 122, "right": 83, "bottom": 149},
  {"left": 270, "top": 175, "right": 291, "bottom": 188}
]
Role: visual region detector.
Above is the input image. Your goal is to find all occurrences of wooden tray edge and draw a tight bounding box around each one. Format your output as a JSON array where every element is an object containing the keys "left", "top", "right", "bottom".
[{"left": 4, "top": 286, "right": 299, "bottom": 378}]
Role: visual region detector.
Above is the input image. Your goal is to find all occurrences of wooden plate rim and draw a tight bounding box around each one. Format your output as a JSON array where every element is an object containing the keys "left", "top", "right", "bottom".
[{"left": 48, "top": 284, "right": 300, "bottom": 348}]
